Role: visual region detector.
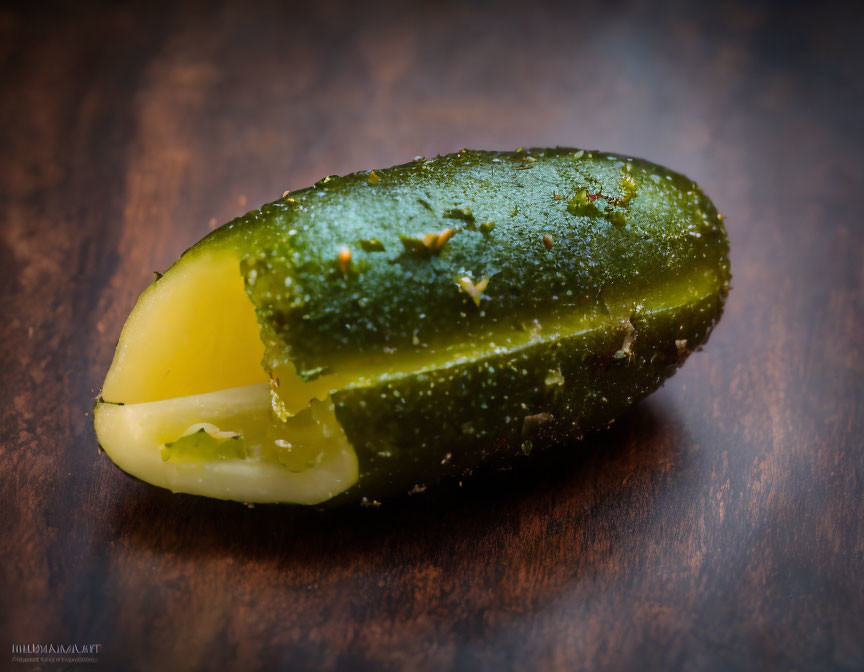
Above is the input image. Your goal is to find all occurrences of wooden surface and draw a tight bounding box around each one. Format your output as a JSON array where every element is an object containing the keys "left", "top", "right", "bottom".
[{"left": 2, "top": 1, "right": 863, "bottom": 670}]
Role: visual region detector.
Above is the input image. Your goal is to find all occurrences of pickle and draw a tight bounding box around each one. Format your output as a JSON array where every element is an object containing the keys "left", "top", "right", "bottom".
[{"left": 95, "top": 148, "right": 730, "bottom": 505}]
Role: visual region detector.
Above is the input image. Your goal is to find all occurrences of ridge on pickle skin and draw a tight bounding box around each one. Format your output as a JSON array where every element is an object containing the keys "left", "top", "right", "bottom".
[{"left": 96, "top": 147, "right": 730, "bottom": 506}]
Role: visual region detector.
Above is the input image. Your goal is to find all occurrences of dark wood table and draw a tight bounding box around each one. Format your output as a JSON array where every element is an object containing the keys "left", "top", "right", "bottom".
[{"left": 2, "top": 1, "right": 862, "bottom": 670}]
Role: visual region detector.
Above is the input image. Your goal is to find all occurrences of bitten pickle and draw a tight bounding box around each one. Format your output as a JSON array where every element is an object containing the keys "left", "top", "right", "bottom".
[{"left": 95, "top": 148, "right": 730, "bottom": 505}]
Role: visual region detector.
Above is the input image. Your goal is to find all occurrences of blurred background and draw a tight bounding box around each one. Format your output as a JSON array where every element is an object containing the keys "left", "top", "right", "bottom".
[{"left": 1, "top": 0, "right": 862, "bottom": 670}]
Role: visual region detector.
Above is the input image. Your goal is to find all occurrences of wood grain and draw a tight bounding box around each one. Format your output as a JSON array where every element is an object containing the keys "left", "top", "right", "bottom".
[{"left": 1, "top": 1, "right": 863, "bottom": 670}]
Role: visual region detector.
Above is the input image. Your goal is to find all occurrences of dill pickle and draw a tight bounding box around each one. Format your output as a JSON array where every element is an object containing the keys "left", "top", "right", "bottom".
[{"left": 95, "top": 148, "right": 730, "bottom": 505}]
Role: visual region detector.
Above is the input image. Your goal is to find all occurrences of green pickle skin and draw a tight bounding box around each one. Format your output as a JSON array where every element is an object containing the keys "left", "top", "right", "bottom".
[{"left": 193, "top": 148, "right": 730, "bottom": 503}]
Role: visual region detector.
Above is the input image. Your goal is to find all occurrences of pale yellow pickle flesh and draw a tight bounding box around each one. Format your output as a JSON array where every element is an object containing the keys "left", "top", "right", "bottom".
[{"left": 96, "top": 249, "right": 359, "bottom": 505}]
